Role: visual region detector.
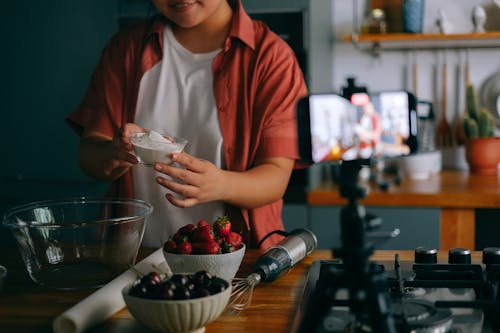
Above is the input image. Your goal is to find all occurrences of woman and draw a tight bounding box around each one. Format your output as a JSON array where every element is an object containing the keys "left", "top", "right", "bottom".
[{"left": 66, "top": 0, "right": 308, "bottom": 249}]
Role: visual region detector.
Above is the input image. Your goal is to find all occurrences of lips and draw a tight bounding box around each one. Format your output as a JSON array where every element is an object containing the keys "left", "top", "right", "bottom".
[{"left": 170, "top": 1, "right": 196, "bottom": 10}]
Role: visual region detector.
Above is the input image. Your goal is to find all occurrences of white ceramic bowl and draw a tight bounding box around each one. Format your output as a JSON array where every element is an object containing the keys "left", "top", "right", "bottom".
[
  {"left": 397, "top": 150, "right": 442, "bottom": 180},
  {"left": 130, "top": 132, "right": 188, "bottom": 165},
  {"left": 163, "top": 244, "right": 245, "bottom": 281},
  {"left": 122, "top": 281, "right": 231, "bottom": 333}
]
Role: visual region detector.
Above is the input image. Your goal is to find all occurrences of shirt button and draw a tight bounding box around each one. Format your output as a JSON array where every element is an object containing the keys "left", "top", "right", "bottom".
[{"left": 227, "top": 148, "right": 233, "bottom": 154}]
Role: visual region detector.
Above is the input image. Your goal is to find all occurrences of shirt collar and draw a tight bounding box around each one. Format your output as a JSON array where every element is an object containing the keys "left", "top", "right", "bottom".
[
  {"left": 227, "top": 0, "right": 256, "bottom": 50},
  {"left": 146, "top": 15, "right": 168, "bottom": 50}
]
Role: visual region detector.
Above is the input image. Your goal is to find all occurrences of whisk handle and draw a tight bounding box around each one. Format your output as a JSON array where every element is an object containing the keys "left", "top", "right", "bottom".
[
  {"left": 254, "top": 248, "right": 291, "bottom": 282},
  {"left": 254, "top": 229, "right": 318, "bottom": 282}
]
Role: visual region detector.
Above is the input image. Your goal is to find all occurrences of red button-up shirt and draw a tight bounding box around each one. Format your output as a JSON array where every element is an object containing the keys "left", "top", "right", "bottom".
[{"left": 66, "top": 0, "right": 308, "bottom": 249}]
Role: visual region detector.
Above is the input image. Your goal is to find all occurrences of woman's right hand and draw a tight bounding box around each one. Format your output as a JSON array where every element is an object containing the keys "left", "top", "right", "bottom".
[{"left": 78, "top": 123, "right": 144, "bottom": 181}]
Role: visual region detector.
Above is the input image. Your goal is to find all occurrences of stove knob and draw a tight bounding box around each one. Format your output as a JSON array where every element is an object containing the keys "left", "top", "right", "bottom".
[
  {"left": 448, "top": 247, "right": 471, "bottom": 264},
  {"left": 414, "top": 247, "right": 437, "bottom": 264},
  {"left": 482, "top": 247, "right": 500, "bottom": 265}
]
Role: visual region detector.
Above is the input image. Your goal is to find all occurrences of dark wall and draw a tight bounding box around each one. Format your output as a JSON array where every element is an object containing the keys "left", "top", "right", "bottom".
[{"left": 1, "top": 1, "right": 120, "bottom": 243}]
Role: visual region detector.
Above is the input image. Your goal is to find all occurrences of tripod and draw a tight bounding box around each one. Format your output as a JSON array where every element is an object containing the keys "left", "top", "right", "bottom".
[{"left": 297, "top": 159, "right": 397, "bottom": 333}]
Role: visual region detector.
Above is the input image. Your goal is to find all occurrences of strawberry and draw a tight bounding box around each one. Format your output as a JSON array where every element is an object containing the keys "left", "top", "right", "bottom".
[
  {"left": 178, "top": 223, "right": 196, "bottom": 237},
  {"left": 213, "top": 216, "right": 231, "bottom": 238},
  {"left": 164, "top": 240, "right": 177, "bottom": 253},
  {"left": 191, "top": 224, "right": 215, "bottom": 243},
  {"left": 177, "top": 241, "right": 192, "bottom": 255},
  {"left": 197, "top": 219, "right": 210, "bottom": 228},
  {"left": 225, "top": 231, "right": 242, "bottom": 247},
  {"left": 172, "top": 232, "right": 189, "bottom": 244},
  {"left": 192, "top": 240, "right": 220, "bottom": 254}
]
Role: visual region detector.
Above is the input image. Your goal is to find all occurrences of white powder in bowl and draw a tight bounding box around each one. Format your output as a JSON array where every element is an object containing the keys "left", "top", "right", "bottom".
[{"left": 130, "top": 131, "right": 188, "bottom": 165}]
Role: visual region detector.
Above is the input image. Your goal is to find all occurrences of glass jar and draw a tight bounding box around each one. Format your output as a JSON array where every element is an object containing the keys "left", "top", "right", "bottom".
[{"left": 362, "top": 8, "right": 387, "bottom": 34}]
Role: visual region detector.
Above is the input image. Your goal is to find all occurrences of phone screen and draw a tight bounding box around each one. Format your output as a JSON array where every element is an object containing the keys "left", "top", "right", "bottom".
[{"left": 297, "top": 91, "right": 418, "bottom": 163}]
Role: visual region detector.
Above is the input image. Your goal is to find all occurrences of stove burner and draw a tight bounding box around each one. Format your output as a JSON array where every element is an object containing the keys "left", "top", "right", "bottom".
[
  {"left": 391, "top": 299, "right": 453, "bottom": 333},
  {"left": 320, "top": 303, "right": 453, "bottom": 333}
]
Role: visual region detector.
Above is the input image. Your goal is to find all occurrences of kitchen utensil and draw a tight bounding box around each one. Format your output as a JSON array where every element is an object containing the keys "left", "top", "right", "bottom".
[
  {"left": 455, "top": 51, "right": 469, "bottom": 146},
  {"left": 412, "top": 56, "right": 418, "bottom": 97},
  {"left": 416, "top": 101, "right": 436, "bottom": 152},
  {"left": 436, "top": 61, "right": 453, "bottom": 147},
  {"left": 3, "top": 197, "right": 153, "bottom": 290},
  {"left": 230, "top": 229, "right": 317, "bottom": 311}
]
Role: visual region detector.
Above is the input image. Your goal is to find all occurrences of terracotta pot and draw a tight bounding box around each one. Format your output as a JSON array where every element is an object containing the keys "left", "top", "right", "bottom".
[{"left": 464, "top": 137, "right": 500, "bottom": 175}]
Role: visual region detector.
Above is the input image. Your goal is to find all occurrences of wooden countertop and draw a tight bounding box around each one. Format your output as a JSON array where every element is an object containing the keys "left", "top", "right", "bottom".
[
  {"left": 0, "top": 247, "right": 484, "bottom": 333},
  {"left": 308, "top": 170, "right": 500, "bottom": 251},
  {"left": 308, "top": 170, "right": 500, "bottom": 208}
]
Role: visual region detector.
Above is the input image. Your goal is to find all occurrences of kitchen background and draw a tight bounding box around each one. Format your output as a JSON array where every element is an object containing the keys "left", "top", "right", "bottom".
[{"left": 1, "top": 0, "right": 499, "bottom": 249}]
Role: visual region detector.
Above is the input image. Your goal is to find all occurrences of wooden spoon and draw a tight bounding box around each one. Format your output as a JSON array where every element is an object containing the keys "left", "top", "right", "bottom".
[
  {"left": 436, "top": 61, "right": 453, "bottom": 147},
  {"left": 455, "top": 51, "right": 469, "bottom": 145}
]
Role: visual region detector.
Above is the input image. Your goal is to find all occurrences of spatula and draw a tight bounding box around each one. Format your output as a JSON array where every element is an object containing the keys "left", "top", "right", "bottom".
[
  {"left": 455, "top": 50, "right": 469, "bottom": 145},
  {"left": 436, "top": 60, "right": 453, "bottom": 147}
]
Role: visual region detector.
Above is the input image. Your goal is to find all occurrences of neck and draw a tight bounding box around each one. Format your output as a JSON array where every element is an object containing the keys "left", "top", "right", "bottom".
[{"left": 172, "top": 1, "right": 233, "bottom": 53}]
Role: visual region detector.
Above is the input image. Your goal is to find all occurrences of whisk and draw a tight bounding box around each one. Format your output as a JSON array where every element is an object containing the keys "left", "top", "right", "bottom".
[
  {"left": 229, "top": 229, "right": 317, "bottom": 311},
  {"left": 230, "top": 272, "right": 262, "bottom": 311}
]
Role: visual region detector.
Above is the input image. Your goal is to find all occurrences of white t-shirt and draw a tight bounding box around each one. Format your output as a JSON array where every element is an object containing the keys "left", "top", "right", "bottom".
[{"left": 133, "top": 25, "right": 226, "bottom": 248}]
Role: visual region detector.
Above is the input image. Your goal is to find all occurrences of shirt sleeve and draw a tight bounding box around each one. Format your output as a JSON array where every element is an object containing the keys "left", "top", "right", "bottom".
[
  {"left": 65, "top": 33, "right": 130, "bottom": 138},
  {"left": 252, "top": 36, "right": 308, "bottom": 162}
]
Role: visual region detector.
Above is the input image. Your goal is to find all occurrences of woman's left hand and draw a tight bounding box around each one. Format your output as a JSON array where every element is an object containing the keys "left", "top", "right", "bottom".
[{"left": 153, "top": 152, "right": 226, "bottom": 208}]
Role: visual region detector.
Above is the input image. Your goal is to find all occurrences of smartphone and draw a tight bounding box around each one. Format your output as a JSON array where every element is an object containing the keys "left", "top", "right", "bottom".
[{"left": 297, "top": 91, "right": 418, "bottom": 163}]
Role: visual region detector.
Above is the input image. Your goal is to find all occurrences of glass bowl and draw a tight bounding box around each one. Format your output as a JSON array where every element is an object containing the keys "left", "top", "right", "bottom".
[
  {"left": 2, "top": 197, "right": 153, "bottom": 290},
  {"left": 0, "top": 265, "right": 6, "bottom": 292},
  {"left": 130, "top": 132, "right": 189, "bottom": 165}
]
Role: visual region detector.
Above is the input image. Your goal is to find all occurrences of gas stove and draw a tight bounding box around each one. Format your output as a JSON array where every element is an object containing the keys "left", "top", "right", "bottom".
[{"left": 292, "top": 247, "right": 500, "bottom": 333}]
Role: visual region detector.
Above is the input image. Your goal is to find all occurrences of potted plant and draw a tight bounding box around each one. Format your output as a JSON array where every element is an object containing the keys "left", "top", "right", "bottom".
[{"left": 463, "top": 84, "right": 500, "bottom": 175}]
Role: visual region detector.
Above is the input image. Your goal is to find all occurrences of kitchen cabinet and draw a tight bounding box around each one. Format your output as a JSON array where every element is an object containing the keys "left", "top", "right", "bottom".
[{"left": 309, "top": 206, "right": 439, "bottom": 250}]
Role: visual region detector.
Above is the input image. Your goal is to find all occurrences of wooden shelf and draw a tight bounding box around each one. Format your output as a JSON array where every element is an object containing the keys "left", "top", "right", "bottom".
[
  {"left": 343, "top": 31, "right": 500, "bottom": 43},
  {"left": 342, "top": 31, "right": 500, "bottom": 54}
]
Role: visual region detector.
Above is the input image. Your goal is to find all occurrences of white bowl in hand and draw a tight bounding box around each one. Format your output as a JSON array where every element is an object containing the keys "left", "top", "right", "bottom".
[{"left": 130, "top": 131, "right": 188, "bottom": 165}]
